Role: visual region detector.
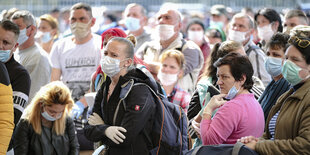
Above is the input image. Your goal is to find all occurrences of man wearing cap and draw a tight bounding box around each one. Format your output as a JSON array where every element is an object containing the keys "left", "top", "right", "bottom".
[
  {"left": 228, "top": 13, "right": 271, "bottom": 87},
  {"left": 136, "top": 7, "right": 204, "bottom": 94},
  {"left": 209, "top": 4, "right": 230, "bottom": 35},
  {"left": 122, "top": 3, "right": 151, "bottom": 51}
]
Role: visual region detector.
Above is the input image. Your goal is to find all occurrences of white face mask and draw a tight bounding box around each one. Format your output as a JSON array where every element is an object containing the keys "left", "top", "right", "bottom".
[
  {"left": 188, "top": 30, "right": 204, "bottom": 43},
  {"left": 257, "top": 24, "right": 274, "bottom": 42},
  {"left": 101, "top": 56, "right": 128, "bottom": 77},
  {"left": 70, "top": 20, "right": 91, "bottom": 39},
  {"left": 17, "top": 28, "right": 29, "bottom": 45},
  {"left": 228, "top": 29, "right": 248, "bottom": 43},
  {"left": 156, "top": 24, "right": 175, "bottom": 41},
  {"left": 157, "top": 70, "right": 178, "bottom": 86}
]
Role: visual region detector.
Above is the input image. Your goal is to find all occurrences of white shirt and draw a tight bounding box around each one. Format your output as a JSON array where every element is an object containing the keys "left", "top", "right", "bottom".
[{"left": 50, "top": 34, "right": 101, "bottom": 101}]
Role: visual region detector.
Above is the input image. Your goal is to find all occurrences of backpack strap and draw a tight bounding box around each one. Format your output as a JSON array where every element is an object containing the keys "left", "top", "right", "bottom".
[
  {"left": 175, "top": 39, "right": 186, "bottom": 51},
  {"left": 246, "top": 45, "right": 262, "bottom": 80},
  {"left": 113, "top": 79, "right": 135, "bottom": 125},
  {"left": 191, "top": 145, "right": 202, "bottom": 155},
  {"left": 232, "top": 142, "right": 244, "bottom": 155}
]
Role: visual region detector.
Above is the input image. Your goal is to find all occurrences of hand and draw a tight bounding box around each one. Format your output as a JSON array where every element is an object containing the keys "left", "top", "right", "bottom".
[
  {"left": 205, "top": 94, "right": 227, "bottom": 113},
  {"left": 244, "top": 140, "right": 257, "bottom": 150},
  {"left": 238, "top": 136, "right": 259, "bottom": 144},
  {"left": 192, "top": 119, "right": 201, "bottom": 138},
  {"left": 71, "top": 101, "right": 85, "bottom": 119},
  {"left": 105, "top": 126, "right": 127, "bottom": 144},
  {"left": 88, "top": 113, "right": 104, "bottom": 125}
]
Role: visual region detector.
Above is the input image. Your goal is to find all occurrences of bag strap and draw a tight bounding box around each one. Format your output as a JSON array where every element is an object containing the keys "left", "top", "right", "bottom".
[
  {"left": 232, "top": 142, "right": 244, "bottom": 155},
  {"left": 191, "top": 145, "right": 202, "bottom": 155}
]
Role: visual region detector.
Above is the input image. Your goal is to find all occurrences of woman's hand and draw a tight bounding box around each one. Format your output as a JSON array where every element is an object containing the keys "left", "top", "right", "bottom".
[
  {"left": 88, "top": 113, "right": 105, "bottom": 125},
  {"left": 238, "top": 136, "right": 259, "bottom": 144},
  {"left": 203, "top": 94, "right": 227, "bottom": 117},
  {"left": 192, "top": 118, "right": 201, "bottom": 138}
]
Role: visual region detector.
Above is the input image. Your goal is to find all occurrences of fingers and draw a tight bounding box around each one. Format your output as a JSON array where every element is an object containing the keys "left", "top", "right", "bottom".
[
  {"left": 93, "top": 113, "right": 100, "bottom": 118},
  {"left": 238, "top": 136, "right": 257, "bottom": 144},
  {"left": 117, "top": 127, "right": 127, "bottom": 133}
]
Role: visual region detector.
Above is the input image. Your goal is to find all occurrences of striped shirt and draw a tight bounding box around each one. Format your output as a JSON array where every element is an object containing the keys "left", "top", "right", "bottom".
[
  {"left": 268, "top": 110, "right": 280, "bottom": 140},
  {"left": 258, "top": 78, "right": 290, "bottom": 120}
]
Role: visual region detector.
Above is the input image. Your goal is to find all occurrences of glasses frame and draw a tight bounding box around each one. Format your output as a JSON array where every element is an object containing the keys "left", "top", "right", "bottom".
[{"left": 289, "top": 36, "right": 310, "bottom": 48}]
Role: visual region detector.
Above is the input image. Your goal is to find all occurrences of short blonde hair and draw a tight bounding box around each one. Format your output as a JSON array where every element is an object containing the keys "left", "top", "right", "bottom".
[
  {"left": 159, "top": 49, "right": 185, "bottom": 69},
  {"left": 39, "top": 14, "right": 59, "bottom": 39},
  {"left": 22, "top": 81, "right": 74, "bottom": 135}
]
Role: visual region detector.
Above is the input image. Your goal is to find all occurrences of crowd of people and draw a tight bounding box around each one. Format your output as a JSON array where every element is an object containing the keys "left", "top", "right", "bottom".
[{"left": 1, "top": 2, "right": 310, "bottom": 155}]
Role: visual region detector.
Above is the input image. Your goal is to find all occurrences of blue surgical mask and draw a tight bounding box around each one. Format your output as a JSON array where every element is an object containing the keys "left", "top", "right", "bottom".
[
  {"left": 0, "top": 50, "right": 11, "bottom": 62},
  {"left": 281, "top": 60, "right": 303, "bottom": 86},
  {"left": 41, "top": 32, "right": 52, "bottom": 43},
  {"left": 17, "top": 28, "right": 29, "bottom": 45},
  {"left": 225, "top": 83, "right": 240, "bottom": 100},
  {"left": 210, "top": 20, "right": 224, "bottom": 29},
  {"left": 41, "top": 107, "right": 62, "bottom": 121},
  {"left": 124, "top": 17, "right": 141, "bottom": 31},
  {"left": 265, "top": 57, "right": 283, "bottom": 77}
]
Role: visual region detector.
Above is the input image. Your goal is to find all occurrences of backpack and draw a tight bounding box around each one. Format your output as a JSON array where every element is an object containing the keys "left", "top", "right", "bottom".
[
  {"left": 186, "top": 142, "right": 259, "bottom": 155},
  {"left": 118, "top": 69, "right": 188, "bottom": 155}
]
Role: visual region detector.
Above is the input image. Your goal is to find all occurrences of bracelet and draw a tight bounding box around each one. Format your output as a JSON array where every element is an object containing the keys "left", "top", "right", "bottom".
[{"left": 202, "top": 112, "right": 212, "bottom": 119}]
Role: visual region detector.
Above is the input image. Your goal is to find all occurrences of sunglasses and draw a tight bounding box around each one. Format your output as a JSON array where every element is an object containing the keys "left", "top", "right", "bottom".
[{"left": 289, "top": 36, "right": 310, "bottom": 48}]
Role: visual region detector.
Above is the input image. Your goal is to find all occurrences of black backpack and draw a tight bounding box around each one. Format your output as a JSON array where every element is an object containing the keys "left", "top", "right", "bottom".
[
  {"left": 118, "top": 68, "right": 188, "bottom": 155},
  {"left": 186, "top": 142, "right": 259, "bottom": 155}
]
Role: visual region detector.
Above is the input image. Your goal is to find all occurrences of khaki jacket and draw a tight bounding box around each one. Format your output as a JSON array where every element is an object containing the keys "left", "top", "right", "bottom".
[{"left": 256, "top": 78, "right": 310, "bottom": 154}]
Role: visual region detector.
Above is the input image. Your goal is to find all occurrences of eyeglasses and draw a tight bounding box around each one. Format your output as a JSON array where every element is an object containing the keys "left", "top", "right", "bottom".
[{"left": 288, "top": 36, "right": 310, "bottom": 48}]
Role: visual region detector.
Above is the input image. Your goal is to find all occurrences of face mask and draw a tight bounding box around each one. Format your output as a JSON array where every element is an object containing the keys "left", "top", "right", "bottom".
[
  {"left": 257, "top": 24, "right": 274, "bottom": 42},
  {"left": 125, "top": 17, "right": 141, "bottom": 31},
  {"left": 41, "top": 32, "right": 52, "bottom": 43},
  {"left": 0, "top": 50, "right": 11, "bottom": 63},
  {"left": 281, "top": 60, "right": 304, "bottom": 86},
  {"left": 101, "top": 56, "right": 126, "bottom": 77},
  {"left": 41, "top": 107, "right": 62, "bottom": 121},
  {"left": 156, "top": 24, "right": 175, "bottom": 41},
  {"left": 225, "top": 83, "right": 240, "bottom": 100},
  {"left": 264, "top": 57, "right": 283, "bottom": 77},
  {"left": 188, "top": 30, "right": 204, "bottom": 43},
  {"left": 70, "top": 20, "right": 91, "bottom": 39},
  {"left": 228, "top": 29, "right": 248, "bottom": 43},
  {"left": 17, "top": 28, "right": 29, "bottom": 45},
  {"left": 157, "top": 70, "right": 178, "bottom": 86},
  {"left": 210, "top": 21, "right": 224, "bottom": 29}
]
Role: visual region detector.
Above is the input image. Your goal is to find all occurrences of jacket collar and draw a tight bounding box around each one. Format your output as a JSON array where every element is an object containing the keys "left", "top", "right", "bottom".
[{"left": 287, "top": 78, "right": 310, "bottom": 100}]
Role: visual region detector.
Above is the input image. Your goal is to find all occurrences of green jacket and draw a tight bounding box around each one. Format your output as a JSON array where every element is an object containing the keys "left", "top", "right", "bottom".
[{"left": 256, "top": 78, "right": 310, "bottom": 154}]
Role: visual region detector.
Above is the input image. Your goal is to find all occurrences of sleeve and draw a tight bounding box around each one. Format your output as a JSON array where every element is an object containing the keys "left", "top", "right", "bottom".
[
  {"left": 49, "top": 40, "right": 61, "bottom": 69},
  {"left": 0, "top": 63, "right": 14, "bottom": 154},
  {"left": 255, "top": 103, "right": 310, "bottom": 155},
  {"left": 106, "top": 84, "right": 156, "bottom": 147},
  {"left": 200, "top": 101, "right": 239, "bottom": 145},
  {"left": 67, "top": 118, "right": 80, "bottom": 155},
  {"left": 248, "top": 50, "right": 271, "bottom": 87},
  {"left": 13, "top": 119, "right": 30, "bottom": 155},
  {"left": 135, "top": 42, "right": 147, "bottom": 60},
  {"left": 187, "top": 90, "right": 201, "bottom": 120},
  {"left": 84, "top": 82, "right": 110, "bottom": 142},
  {"left": 13, "top": 71, "right": 31, "bottom": 125},
  {"left": 182, "top": 46, "right": 201, "bottom": 75}
]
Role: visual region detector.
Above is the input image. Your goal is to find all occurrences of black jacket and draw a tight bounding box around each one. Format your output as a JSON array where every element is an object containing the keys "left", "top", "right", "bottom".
[
  {"left": 84, "top": 68, "right": 156, "bottom": 155},
  {"left": 13, "top": 117, "right": 79, "bottom": 155}
]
